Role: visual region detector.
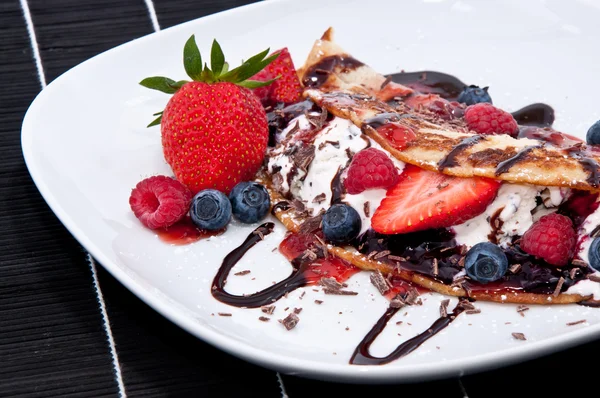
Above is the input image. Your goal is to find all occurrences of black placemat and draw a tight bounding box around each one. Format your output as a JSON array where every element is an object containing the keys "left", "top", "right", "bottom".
[{"left": 1, "top": 1, "right": 598, "bottom": 397}]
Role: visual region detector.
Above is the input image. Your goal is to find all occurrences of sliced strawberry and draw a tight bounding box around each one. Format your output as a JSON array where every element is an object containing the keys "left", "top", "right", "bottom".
[
  {"left": 252, "top": 48, "right": 303, "bottom": 106},
  {"left": 371, "top": 165, "right": 501, "bottom": 234}
]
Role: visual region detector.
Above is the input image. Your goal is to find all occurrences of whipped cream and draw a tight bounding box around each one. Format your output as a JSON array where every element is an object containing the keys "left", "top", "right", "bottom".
[
  {"left": 452, "top": 184, "right": 567, "bottom": 248},
  {"left": 267, "top": 116, "right": 404, "bottom": 221},
  {"left": 576, "top": 198, "right": 600, "bottom": 265}
]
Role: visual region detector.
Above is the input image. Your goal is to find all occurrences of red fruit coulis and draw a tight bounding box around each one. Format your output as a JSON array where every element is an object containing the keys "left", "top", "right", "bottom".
[{"left": 156, "top": 216, "right": 224, "bottom": 244}]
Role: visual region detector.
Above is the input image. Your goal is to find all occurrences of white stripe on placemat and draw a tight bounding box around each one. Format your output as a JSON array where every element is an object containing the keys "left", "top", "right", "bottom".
[
  {"left": 458, "top": 377, "right": 469, "bottom": 398},
  {"left": 143, "top": 0, "right": 161, "bottom": 31},
  {"left": 276, "top": 372, "right": 289, "bottom": 398},
  {"left": 88, "top": 254, "right": 127, "bottom": 398},
  {"left": 19, "top": 0, "right": 46, "bottom": 88}
]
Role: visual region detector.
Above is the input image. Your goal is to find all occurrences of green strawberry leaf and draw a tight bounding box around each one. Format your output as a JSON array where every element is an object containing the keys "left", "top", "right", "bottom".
[
  {"left": 238, "top": 78, "right": 279, "bottom": 88},
  {"left": 139, "top": 77, "right": 182, "bottom": 94},
  {"left": 183, "top": 35, "right": 202, "bottom": 80},
  {"left": 147, "top": 114, "right": 162, "bottom": 127},
  {"left": 219, "top": 48, "right": 270, "bottom": 82},
  {"left": 221, "top": 62, "right": 229, "bottom": 74},
  {"left": 210, "top": 39, "right": 225, "bottom": 77},
  {"left": 235, "top": 53, "right": 279, "bottom": 82}
]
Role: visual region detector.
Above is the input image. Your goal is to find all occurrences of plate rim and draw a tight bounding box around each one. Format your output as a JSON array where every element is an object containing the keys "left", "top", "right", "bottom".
[{"left": 20, "top": 0, "right": 600, "bottom": 383}]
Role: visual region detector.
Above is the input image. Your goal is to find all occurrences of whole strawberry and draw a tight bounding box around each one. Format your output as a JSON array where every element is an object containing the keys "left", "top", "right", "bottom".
[{"left": 141, "top": 36, "right": 280, "bottom": 194}]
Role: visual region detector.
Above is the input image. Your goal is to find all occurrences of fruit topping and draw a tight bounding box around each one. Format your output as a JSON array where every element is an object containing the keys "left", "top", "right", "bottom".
[
  {"left": 129, "top": 176, "right": 192, "bottom": 230},
  {"left": 464, "top": 242, "right": 508, "bottom": 283},
  {"left": 371, "top": 165, "right": 501, "bottom": 234},
  {"left": 251, "top": 48, "right": 303, "bottom": 107},
  {"left": 190, "top": 189, "right": 232, "bottom": 230},
  {"left": 588, "top": 237, "right": 600, "bottom": 272},
  {"left": 322, "top": 203, "right": 361, "bottom": 244},
  {"left": 457, "top": 85, "right": 492, "bottom": 105},
  {"left": 375, "top": 123, "right": 417, "bottom": 151},
  {"left": 229, "top": 181, "right": 271, "bottom": 224},
  {"left": 140, "top": 36, "right": 279, "bottom": 194},
  {"left": 344, "top": 148, "right": 399, "bottom": 194},
  {"left": 404, "top": 94, "right": 464, "bottom": 120},
  {"left": 464, "top": 103, "right": 518, "bottom": 137},
  {"left": 586, "top": 120, "right": 600, "bottom": 145},
  {"left": 520, "top": 214, "right": 576, "bottom": 267}
]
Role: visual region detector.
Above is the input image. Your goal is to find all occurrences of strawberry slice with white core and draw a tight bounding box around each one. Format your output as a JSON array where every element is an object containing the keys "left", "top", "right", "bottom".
[{"left": 372, "top": 165, "right": 501, "bottom": 234}]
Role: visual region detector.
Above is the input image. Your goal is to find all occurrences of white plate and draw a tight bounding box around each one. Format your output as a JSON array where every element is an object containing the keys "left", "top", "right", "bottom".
[{"left": 22, "top": 0, "right": 600, "bottom": 383}]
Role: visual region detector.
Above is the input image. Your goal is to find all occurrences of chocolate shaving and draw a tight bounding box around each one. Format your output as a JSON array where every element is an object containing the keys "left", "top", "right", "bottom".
[
  {"left": 292, "top": 144, "right": 316, "bottom": 172},
  {"left": 319, "top": 277, "right": 344, "bottom": 290},
  {"left": 553, "top": 277, "right": 565, "bottom": 297},
  {"left": 588, "top": 274, "right": 600, "bottom": 283},
  {"left": 272, "top": 172, "right": 284, "bottom": 191},
  {"left": 261, "top": 305, "right": 276, "bottom": 315},
  {"left": 571, "top": 259, "right": 587, "bottom": 267},
  {"left": 287, "top": 120, "right": 300, "bottom": 136},
  {"left": 388, "top": 255, "right": 406, "bottom": 262},
  {"left": 324, "top": 289, "right": 358, "bottom": 296},
  {"left": 512, "top": 332, "right": 526, "bottom": 341},
  {"left": 439, "top": 299, "right": 450, "bottom": 317},
  {"left": 234, "top": 270, "right": 251, "bottom": 276},
  {"left": 300, "top": 291, "right": 306, "bottom": 299},
  {"left": 294, "top": 308, "right": 303, "bottom": 314},
  {"left": 370, "top": 270, "right": 390, "bottom": 295},
  {"left": 465, "top": 309, "right": 481, "bottom": 315},
  {"left": 566, "top": 319, "right": 586, "bottom": 326},
  {"left": 380, "top": 75, "right": 392, "bottom": 90},
  {"left": 325, "top": 140, "right": 340, "bottom": 148},
  {"left": 299, "top": 215, "right": 322, "bottom": 234},
  {"left": 405, "top": 288, "right": 419, "bottom": 305},
  {"left": 569, "top": 268, "right": 579, "bottom": 280},
  {"left": 432, "top": 258, "right": 439, "bottom": 276},
  {"left": 291, "top": 199, "right": 306, "bottom": 213},
  {"left": 396, "top": 321, "right": 403, "bottom": 325},
  {"left": 517, "top": 305, "right": 529, "bottom": 317},
  {"left": 218, "top": 312, "right": 232, "bottom": 317},
  {"left": 259, "top": 316, "right": 270, "bottom": 322},
  {"left": 374, "top": 250, "right": 391, "bottom": 260},
  {"left": 367, "top": 251, "right": 378, "bottom": 260},
  {"left": 302, "top": 249, "right": 318, "bottom": 261},
  {"left": 312, "top": 193, "right": 326, "bottom": 203},
  {"left": 314, "top": 300, "right": 323, "bottom": 305},
  {"left": 363, "top": 202, "right": 371, "bottom": 217},
  {"left": 390, "top": 293, "right": 406, "bottom": 308},
  {"left": 458, "top": 257, "right": 466, "bottom": 268},
  {"left": 509, "top": 263, "right": 522, "bottom": 274},
  {"left": 279, "top": 313, "right": 300, "bottom": 330}
]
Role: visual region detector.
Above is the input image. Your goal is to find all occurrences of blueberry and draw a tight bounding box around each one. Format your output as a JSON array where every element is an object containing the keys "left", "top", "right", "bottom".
[
  {"left": 322, "top": 204, "right": 361, "bottom": 244},
  {"left": 457, "top": 85, "right": 492, "bottom": 106},
  {"left": 586, "top": 120, "right": 600, "bottom": 145},
  {"left": 190, "top": 189, "right": 231, "bottom": 230},
  {"left": 229, "top": 182, "right": 271, "bottom": 224},
  {"left": 465, "top": 242, "right": 508, "bottom": 283},
  {"left": 588, "top": 237, "right": 600, "bottom": 271}
]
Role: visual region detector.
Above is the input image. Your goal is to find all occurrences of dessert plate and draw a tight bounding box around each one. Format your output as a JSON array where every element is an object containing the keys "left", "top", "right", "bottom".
[{"left": 22, "top": 0, "right": 600, "bottom": 383}]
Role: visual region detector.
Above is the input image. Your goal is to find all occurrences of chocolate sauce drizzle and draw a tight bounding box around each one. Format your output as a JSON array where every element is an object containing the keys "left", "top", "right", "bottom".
[
  {"left": 211, "top": 223, "right": 309, "bottom": 308},
  {"left": 567, "top": 146, "right": 600, "bottom": 188},
  {"left": 303, "top": 55, "right": 365, "bottom": 89},
  {"left": 494, "top": 145, "right": 541, "bottom": 176},
  {"left": 438, "top": 135, "right": 483, "bottom": 171},
  {"left": 350, "top": 299, "right": 466, "bottom": 365},
  {"left": 270, "top": 201, "right": 291, "bottom": 216}
]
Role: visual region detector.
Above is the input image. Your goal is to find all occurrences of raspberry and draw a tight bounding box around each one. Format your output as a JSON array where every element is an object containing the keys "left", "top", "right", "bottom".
[
  {"left": 129, "top": 176, "right": 192, "bottom": 229},
  {"left": 464, "top": 103, "right": 518, "bottom": 136},
  {"left": 520, "top": 214, "right": 576, "bottom": 266},
  {"left": 344, "top": 148, "right": 399, "bottom": 194}
]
